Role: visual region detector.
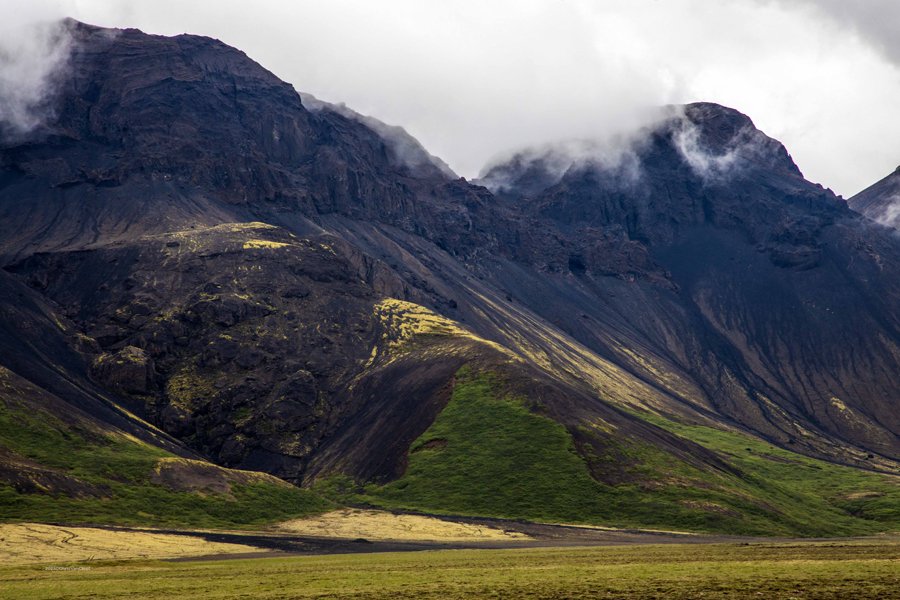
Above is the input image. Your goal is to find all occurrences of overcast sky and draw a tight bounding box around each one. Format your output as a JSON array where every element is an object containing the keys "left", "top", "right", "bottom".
[{"left": 3, "top": 0, "right": 900, "bottom": 197}]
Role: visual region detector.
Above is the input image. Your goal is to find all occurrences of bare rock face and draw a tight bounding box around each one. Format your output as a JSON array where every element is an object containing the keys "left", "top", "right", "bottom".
[
  {"left": 482, "top": 103, "right": 842, "bottom": 268},
  {"left": 11, "top": 223, "right": 379, "bottom": 480},
  {"left": 0, "top": 21, "right": 502, "bottom": 267}
]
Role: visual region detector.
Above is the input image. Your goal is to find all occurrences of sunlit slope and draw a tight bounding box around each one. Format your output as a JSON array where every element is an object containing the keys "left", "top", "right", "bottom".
[{"left": 363, "top": 368, "right": 900, "bottom": 536}]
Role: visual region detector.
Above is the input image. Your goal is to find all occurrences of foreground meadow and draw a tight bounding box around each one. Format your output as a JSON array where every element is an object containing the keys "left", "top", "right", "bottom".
[{"left": 2, "top": 540, "right": 897, "bottom": 599}]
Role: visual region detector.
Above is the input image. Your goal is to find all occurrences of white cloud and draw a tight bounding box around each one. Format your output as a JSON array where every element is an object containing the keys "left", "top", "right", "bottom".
[
  {"left": 800, "top": 0, "right": 900, "bottom": 66},
  {"left": 874, "top": 196, "right": 900, "bottom": 229},
  {"left": 477, "top": 130, "right": 651, "bottom": 193},
  {"left": 2, "top": 0, "right": 899, "bottom": 196},
  {"left": 0, "top": 5, "right": 72, "bottom": 137},
  {"left": 673, "top": 118, "right": 743, "bottom": 182}
]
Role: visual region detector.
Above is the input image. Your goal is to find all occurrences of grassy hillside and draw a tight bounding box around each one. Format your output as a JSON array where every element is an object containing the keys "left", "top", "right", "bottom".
[
  {"left": 0, "top": 367, "right": 329, "bottom": 528},
  {"left": 363, "top": 367, "right": 900, "bottom": 536},
  {"left": 4, "top": 354, "right": 898, "bottom": 536},
  {"left": 367, "top": 368, "right": 606, "bottom": 522},
  {"left": 638, "top": 413, "right": 900, "bottom": 533}
]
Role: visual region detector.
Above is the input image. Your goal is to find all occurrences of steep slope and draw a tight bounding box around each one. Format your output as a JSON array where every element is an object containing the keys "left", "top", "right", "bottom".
[
  {"left": 0, "top": 269, "right": 177, "bottom": 450},
  {"left": 6, "top": 221, "right": 488, "bottom": 482},
  {"left": 1, "top": 21, "right": 899, "bottom": 535},
  {"left": 1, "top": 20, "right": 718, "bottom": 490},
  {"left": 0, "top": 20, "right": 497, "bottom": 264},
  {"left": 8, "top": 219, "right": 731, "bottom": 495},
  {"left": 476, "top": 104, "right": 900, "bottom": 469},
  {"left": 0, "top": 269, "right": 328, "bottom": 527},
  {"left": 297, "top": 91, "right": 457, "bottom": 180},
  {"left": 362, "top": 368, "right": 900, "bottom": 536},
  {"left": 849, "top": 165, "right": 900, "bottom": 229},
  {"left": 0, "top": 363, "right": 328, "bottom": 527},
  {"left": 0, "top": 362, "right": 328, "bottom": 527}
]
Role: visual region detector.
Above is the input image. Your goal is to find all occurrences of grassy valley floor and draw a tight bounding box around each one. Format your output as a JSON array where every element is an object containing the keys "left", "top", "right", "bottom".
[{"left": 1, "top": 540, "right": 897, "bottom": 599}]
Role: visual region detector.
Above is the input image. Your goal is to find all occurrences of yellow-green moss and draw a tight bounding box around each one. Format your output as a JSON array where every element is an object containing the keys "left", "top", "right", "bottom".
[
  {"left": 242, "top": 239, "right": 291, "bottom": 250},
  {"left": 165, "top": 365, "right": 216, "bottom": 410}
]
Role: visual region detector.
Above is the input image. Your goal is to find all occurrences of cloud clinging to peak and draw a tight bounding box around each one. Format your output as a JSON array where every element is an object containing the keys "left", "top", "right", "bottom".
[
  {"left": 0, "top": 5, "right": 73, "bottom": 137},
  {"left": 1, "top": 0, "right": 899, "bottom": 197}
]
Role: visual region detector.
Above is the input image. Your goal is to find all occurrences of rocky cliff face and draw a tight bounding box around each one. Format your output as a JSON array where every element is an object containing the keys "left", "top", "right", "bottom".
[
  {"left": 1, "top": 20, "right": 898, "bottom": 502},
  {"left": 0, "top": 21, "right": 502, "bottom": 264}
]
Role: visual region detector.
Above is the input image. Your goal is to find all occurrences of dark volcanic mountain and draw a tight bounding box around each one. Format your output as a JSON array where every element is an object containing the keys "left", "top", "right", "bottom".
[
  {"left": 476, "top": 105, "right": 900, "bottom": 466},
  {"left": 1, "top": 21, "right": 898, "bottom": 534},
  {"left": 849, "top": 165, "right": 900, "bottom": 229}
]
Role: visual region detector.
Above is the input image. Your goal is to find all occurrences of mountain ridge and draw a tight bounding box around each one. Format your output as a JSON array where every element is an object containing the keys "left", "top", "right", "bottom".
[
  {"left": 849, "top": 165, "right": 900, "bottom": 229},
  {"left": 1, "top": 20, "right": 898, "bottom": 535}
]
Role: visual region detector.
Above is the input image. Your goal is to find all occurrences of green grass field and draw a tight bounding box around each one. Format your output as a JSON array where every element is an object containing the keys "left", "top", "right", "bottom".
[
  {"left": 2, "top": 541, "right": 897, "bottom": 599},
  {"left": 362, "top": 368, "right": 900, "bottom": 537}
]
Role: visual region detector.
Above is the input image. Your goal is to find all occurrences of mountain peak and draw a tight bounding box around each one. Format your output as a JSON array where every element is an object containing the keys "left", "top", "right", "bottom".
[
  {"left": 478, "top": 101, "right": 804, "bottom": 203},
  {"left": 680, "top": 101, "right": 755, "bottom": 132}
]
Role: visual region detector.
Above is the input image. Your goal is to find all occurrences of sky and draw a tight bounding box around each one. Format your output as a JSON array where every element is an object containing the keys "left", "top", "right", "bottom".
[{"left": 2, "top": 0, "right": 900, "bottom": 197}]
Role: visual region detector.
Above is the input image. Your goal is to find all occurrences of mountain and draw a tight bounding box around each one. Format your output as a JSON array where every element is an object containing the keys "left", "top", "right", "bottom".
[
  {"left": 849, "top": 165, "right": 900, "bottom": 229},
  {"left": 476, "top": 103, "right": 900, "bottom": 467},
  {"left": 0, "top": 21, "right": 898, "bottom": 535}
]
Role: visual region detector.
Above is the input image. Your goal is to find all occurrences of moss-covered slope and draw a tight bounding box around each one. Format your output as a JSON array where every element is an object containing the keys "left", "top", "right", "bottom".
[
  {"left": 364, "top": 368, "right": 900, "bottom": 537},
  {"left": 0, "top": 365, "right": 329, "bottom": 528}
]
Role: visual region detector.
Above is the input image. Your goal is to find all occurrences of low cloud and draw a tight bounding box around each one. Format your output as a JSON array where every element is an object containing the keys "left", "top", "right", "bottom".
[
  {"left": 479, "top": 105, "right": 778, "bottom": 194},
  {"left": 4, "top": 0, "right": 900, "bottom": 196},
  {"left": 671, "top": 120, "right": 765, "bottom": 183},
  {"left": 668, "top": 104, "right": 791, "bottom": 183},
  {"left": 673, "top": 123, "right": 741, "bottom": 182},
  {"left": 0, "top": 14, "right": 73, "bottom": 139},
  {"left": 477, "top": 133, "right": 648, "bottom": 195},
  {"left": 874, "top": 197, "right": 900, "bottom": 229},
  {"left": 300, "top": 92, "right": 456, "bottom": 178},
  {"left": 477, "top": 104, "right": 671, "bottom": 194}
]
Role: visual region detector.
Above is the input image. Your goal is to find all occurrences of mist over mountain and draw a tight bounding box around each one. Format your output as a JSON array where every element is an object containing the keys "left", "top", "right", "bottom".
[
  {"left": 1, "top": 21, "right": 898, "bottom": 536},
  {"left": 849, "top": 165, "right": 900, "bottom": 229}
]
